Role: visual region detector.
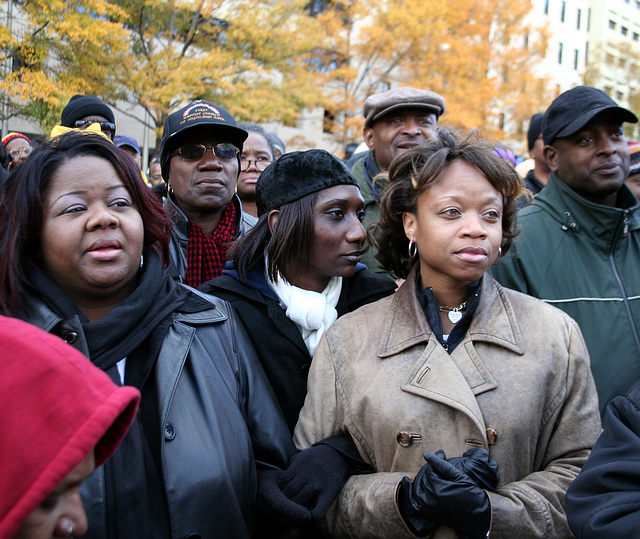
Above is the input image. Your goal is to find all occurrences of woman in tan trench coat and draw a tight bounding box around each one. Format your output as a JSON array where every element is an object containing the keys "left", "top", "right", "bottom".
[{"left": 294, "top": 130, "right": 602, "bottom": 538}]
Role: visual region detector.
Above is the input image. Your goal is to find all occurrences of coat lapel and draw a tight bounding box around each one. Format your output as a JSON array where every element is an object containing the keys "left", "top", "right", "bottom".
[{"left": 379, "top": 270, "right": 525, "bottom": 438}]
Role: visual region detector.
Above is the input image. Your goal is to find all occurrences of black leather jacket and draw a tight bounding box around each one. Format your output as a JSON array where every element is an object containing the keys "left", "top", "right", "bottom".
[{"left": 20, "top": 287, "right": 295, "bottom": 539}]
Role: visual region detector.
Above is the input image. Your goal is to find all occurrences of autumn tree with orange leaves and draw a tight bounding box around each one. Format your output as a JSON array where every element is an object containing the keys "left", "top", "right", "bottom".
[
  {"left": 0, "top": 0, "right": 551, "bottom": 147},
  {"left": 314, "top": 0, "right": 551, "bottom": 146}
]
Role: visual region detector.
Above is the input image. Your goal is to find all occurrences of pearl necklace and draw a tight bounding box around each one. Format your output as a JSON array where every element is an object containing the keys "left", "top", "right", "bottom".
[{"left": 439, "top": 301, "right": 467, "bottom": 324}]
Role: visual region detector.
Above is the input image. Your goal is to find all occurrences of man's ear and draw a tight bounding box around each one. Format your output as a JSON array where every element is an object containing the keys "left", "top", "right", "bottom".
[
  {"left": 543, "top": 145, "right": 559, "bottom": 172},
  {"left": 363, "top": 127, "right": 375, "bottom": 151},
  {"left": 267, "top": 210, "right": 280, "bottom": 235}
]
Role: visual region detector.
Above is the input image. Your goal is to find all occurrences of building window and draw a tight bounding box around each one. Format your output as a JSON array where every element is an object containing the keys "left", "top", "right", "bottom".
[
  {"left": 637, "top": 0, "right": 640, "bottom": 8},
  {"left": 622, "top": 26, "right": 629, "bottom": 36},
  {"left": 585, "top": 42, "right": 589, "bottom": 63},
  {"left": 577, "top": 8, "right": 581, "bottom": 29},
  {"left": 605, "top": 86, "right": 613, "bottom": 97},
  {"left": 609, "top": 20, "right": 617, "bottom": 30},
  {"left": 574, "top": 49, "right": 579, "bottom": 70},
  {"left": 634, "top": 32, "right": 639, "bottom": 41},
  {"left": 558, "top": 42, "right": 564, "bottom": 64},
  {"left": 587, "top": 8, "right": 591, "bottom": 31},
  {"left": 617, "top": 90, "right": 624, "bottom": 101},
  {"left": 544, "top": 0, "right": 550, "bottom": 15},
  {"left": 560, "top": 0, "right": 566, "bottom": 22}
]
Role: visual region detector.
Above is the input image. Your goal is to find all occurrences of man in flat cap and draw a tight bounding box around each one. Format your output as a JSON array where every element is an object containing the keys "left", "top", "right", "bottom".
[
  {"left": 160, "top": 100, "right": 256, "bottom": 287},
  {"left": 491, "top": 85, "right": 640, "bottom": 419},
  {"left": 351, "top": 87, "right": 446, "bottom": 274}
]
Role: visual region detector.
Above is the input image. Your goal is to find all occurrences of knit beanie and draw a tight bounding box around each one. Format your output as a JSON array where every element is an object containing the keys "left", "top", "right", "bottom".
[
  {"left": 60, "top": 94, "right": 115, "bottom": 127},
  {"left": 629, "top": 141, "right": 640, "bottom": 176},
  {"left": 0, "top": 316, "right": 140, "bottom": 538},
  {"left": 256, "top": 149, "right": 358, "bottom": 216},
  {"left": 2, "top": 132, "right": 31, "bottom": 147}
]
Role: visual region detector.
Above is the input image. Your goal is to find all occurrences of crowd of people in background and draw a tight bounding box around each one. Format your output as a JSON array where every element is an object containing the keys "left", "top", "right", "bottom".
[{"left": 2, "top": 84, "right": 640, "bottom": 538}]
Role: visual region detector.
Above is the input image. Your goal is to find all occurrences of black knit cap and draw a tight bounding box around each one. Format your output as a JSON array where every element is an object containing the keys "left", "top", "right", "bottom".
[
  {"left": 542, "top": 86, "right": 638, "bottom": 145},
  {"left": 527, "top": 113, "right": 544, "bottom": 151},
  {"left": 159, "top": 100, "right": 248, "bottom": 181},
  {"left": 60, "top": 94, "right": 115, "bottom": 127},
  {"left": 256, "top": 149, "right": 359, "bottom": 216}
]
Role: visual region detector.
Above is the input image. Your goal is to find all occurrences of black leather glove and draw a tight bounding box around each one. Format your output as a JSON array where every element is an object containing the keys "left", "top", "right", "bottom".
[
  {"left": 436, "top": 447, "right": 499, "bottom": 492},
  {"left": 397, "top": 451, "right": 492, "bottom": 539},
  {"left": 278, "top": 441, "right": 358, "bottom": 518},
  {"left": 257, "top": 468, "right": 312, "bottom": 526}
]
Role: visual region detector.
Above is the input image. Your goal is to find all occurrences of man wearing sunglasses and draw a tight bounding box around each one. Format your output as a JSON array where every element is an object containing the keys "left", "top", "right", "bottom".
[
  {"left": 160, "top": 100, "right": 256, "bottom": 287},
  {"left": 60, "top": 94, "right": 117, "bottom": 140}
]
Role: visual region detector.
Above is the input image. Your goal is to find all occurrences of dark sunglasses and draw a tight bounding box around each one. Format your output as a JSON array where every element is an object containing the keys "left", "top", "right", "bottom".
[
  {"left": 73, "top": 119, "right": 116, "bottom": 137},
  {"left": 172, "top": 143, "right": 239, "bottom": 162}
]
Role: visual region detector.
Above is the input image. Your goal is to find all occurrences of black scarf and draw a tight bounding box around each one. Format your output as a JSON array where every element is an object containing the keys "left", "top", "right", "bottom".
[
  {"left": 28, "top": 248, "right": 188, "bottom": 372},
  {"left": 28, "top": 248, "right": 208, "bottom": 538}
]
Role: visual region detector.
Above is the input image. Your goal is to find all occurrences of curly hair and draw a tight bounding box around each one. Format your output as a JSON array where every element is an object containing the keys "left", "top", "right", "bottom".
[
  {"left": 0, "top": 131, "right": 171, "bottom": 315},
  {"left": 371, "top": 129, "right": 523, "bottom": 279}
]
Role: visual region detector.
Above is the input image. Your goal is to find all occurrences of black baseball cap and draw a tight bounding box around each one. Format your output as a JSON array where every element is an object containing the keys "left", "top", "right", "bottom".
[
  {"left": 160, "top": 100, "right": 248, "bottom": 180},
  {"left": 542, "top": 86, "right": 638, "bottom": 145}
]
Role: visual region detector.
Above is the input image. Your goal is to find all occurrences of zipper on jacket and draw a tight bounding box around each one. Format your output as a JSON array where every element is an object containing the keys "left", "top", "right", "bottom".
[{"left": 610, "top": 209, "right": 640, "bottom": 358}]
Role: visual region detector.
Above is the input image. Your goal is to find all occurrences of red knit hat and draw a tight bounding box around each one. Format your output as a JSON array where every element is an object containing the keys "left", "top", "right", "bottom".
[
  {"left": 1, "top": 132, "right": 31, "bottom": 147},
  {"left": 0, "top": 316, "right": 140, "bottom": 538}
]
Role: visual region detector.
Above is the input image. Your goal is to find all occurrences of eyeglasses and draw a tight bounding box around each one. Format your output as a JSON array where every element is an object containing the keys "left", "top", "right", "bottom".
[
  {"left": 240, "top": 158, "right": 272, "bottom": 172},
  {"left": 74, "top": 120, "right": 116, "bottom": 138},
  {"left": 172, "top": 143, "right": 239, "bottom": 162},
  {"left": 9, "top": 147, "right": 31, "bottom": 158}
]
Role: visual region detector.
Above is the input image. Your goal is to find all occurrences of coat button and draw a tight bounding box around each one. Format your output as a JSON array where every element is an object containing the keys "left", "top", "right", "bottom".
[
  {"left": 64, "top": 331, "right": 78, "bottom": 344},
  {"left": 164, "top": 422, "right": 176, "bottom": 440},
  {"left": 397, "top": 431, "right": 422, "bottom": 447},
  {"left": 486, "top": 428, "right": 498, "bottom": 445}
]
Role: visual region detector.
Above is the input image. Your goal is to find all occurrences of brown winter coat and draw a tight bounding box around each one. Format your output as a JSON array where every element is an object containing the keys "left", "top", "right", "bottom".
[{"left": 294, "top": 269, "right": 602, "bottom": 538}]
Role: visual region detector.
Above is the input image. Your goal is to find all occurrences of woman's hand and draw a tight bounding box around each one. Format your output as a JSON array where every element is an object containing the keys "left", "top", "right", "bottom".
[
  {"left": 436, "top": 447, "right": 499, "bottom": 492},
  {"left": 397, "top": 450, "right": 494, "bottom": 538}
]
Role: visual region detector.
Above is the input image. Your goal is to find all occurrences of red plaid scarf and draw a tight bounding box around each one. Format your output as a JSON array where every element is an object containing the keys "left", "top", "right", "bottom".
[{"left": 184, "top": 202, "right": 237, "bottom": 287}]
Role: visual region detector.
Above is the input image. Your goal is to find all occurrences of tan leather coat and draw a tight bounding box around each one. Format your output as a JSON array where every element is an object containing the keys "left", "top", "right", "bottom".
[{"left": 294, "top": 270, "right": 602, "bottom": 538}]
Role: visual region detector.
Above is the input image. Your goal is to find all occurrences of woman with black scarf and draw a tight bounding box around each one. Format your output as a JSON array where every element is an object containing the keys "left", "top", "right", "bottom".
[{"left": 0, "top": 131, "right": 295, "bottom": 538}]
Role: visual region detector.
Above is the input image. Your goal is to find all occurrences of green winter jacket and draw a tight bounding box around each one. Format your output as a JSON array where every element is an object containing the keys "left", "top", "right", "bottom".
[{"left": 490, "top": 172, "right": 640, "bottom": 418}]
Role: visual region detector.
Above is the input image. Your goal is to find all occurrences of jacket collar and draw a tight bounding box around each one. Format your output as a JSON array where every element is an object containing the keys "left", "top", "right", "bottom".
[
  {"left": 165, "top": 192, "right": 249, "bottom": 240},
  {"left": 531, "top": 173, "right": 640, "bottom": 241},
  {"left": 378, "top": 267, "right": 525, "bottom": 359}
]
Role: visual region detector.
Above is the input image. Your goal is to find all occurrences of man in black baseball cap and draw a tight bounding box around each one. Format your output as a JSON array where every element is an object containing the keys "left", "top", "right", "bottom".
[
  {"left": 492, "top": 86, "right": 640, "bottom": 421},
  {"left": 159, "top": 100, "right": 255, "bottom": 286},
  {"left": 520, "top": 113, "right": 550, "bottom": 205}
]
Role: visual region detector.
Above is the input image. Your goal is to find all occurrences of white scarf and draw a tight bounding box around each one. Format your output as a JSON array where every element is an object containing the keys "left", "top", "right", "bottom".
[{"left": 268, "top": 270, "right": 343, "bottom": 356}]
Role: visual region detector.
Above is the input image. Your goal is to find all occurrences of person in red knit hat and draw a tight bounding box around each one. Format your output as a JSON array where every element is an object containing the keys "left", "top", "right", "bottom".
[{"left": 0, "top": 315, "right": 139, "bottom": 539}]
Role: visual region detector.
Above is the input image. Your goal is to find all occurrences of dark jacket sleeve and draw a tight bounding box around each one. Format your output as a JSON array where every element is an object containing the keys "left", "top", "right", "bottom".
[
  {"left": 227, "top": 301, "right": 297, "bottom": 469},
  {"left": 566, "top": 380, "right": 640, "bottom": 538}
]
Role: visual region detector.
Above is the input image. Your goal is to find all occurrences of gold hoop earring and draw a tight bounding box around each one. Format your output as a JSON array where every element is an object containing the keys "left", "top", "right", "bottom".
[{"left": 408, "top": 239, "right": 417, "bottom": 259}]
